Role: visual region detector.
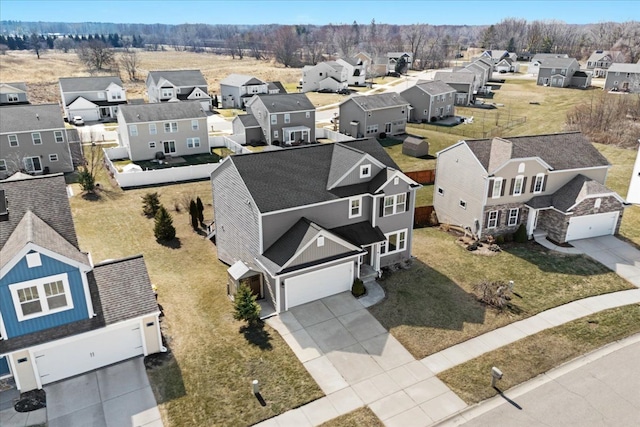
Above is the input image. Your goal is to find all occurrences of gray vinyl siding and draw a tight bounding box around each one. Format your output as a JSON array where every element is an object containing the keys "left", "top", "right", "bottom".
[
  {"left": 604, "top": 71, "right": 640, "bottom": 93},
  {"left": 336, "top": 161, "right": 384, "bottom": 187},
  {"left": 249, "top": 98, "right": 315, "bottom": 145},
  {"left": 375, "top": 181, "right": 416, "bottom": 266},
  {"left": 0, "top": 129, "right": 74, "bottom": 177},
  {"left": 339, "top": 100, "right": 366, "bottom": 137},
  {"left": 211, "top": 161, "right": 262, "bottom": 267},
  {"left": 402, "top": 87, "right": 455, "bottom": 123},
  {"left": 339, "top": 101, "right": 407, "bottom": 137},
  {"left": 118, "top": 114, "right": 209, "bottom": 161},
  {"left": 262, "top": 197, "right": 374, "bottom": 251},
  {"left": 288, "top": 238, "right": 353, "bottom": 268},
  {"left": 433, "top": 143, "right": 486, "bottom": 232},
  {"left": 261, "top": 272, "right": 278, "bottom": 312},
  {"left": 0, "top": 91, "right": 28, "bottom": 104}
]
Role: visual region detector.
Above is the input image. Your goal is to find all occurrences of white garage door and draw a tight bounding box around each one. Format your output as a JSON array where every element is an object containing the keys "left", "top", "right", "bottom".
[
  {"left": 286, "top": 262, "right": 354, "bottom": 309},
  {"left": 70, "top": 108, "right": 100, "bottom": 122},
  {"left": 34, "top": 323, "right": 143, "bottom": 385},
  {"left": 566, "top": 211, "right": 619, "bottom": 241}
]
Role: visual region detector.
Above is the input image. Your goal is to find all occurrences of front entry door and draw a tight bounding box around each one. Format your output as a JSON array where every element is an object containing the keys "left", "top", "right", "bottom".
[{"left": 247, "top": 275, "right": 262, "bottom": 299}]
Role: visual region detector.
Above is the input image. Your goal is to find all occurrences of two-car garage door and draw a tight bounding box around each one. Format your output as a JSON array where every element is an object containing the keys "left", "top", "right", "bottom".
[
  {"left": 34, "top": 323, "right": 144, "bottom": 385},
  {"left": 285, "top": 262, "right": 354, "bottom": 310},
  {"left": 566, "top": 211, "right": 619, "bottom": 242}
]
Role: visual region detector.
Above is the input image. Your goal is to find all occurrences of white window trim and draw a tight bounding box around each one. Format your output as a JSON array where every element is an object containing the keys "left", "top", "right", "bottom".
[
  {"left": 9, "top": 273, "right": 74, "bottom": 322},
  {"left": 513, "top": 175, "right": 524, "bottom": 196},
  {"left": 0, "top": 159, "right": 6, "bottom": 171},
  {"left": 487, "top": 210, "right": 499, "bottom": 228},
  {"left": 149, "top": 123, "right": 157, "bottom": 135},
  {"left": 148, "top": 141, "right": 156, "bottom": 149},
  {"left": 492, "top": 178, "right": 503, "bottom": 198},
  {"left": 317, "top": 236, "right": 325, "bottom": 247},
  {"left": 508, "top": 208, "right": 519, "bottom": 226},
  {"left": 129, "top": 125, "right": 138, "bottom": 136},
  {"left": 384, "top": 193, "right": 407, "bottom": 216},
  {"left": 360, "top": 164, "right": 371, "bottom": 178},
  {"left": 349, "top": 196, "right": 362, "bottom": 219},
  {"left": 459, "top": 199, "right": 467, "bottom": 209},
  {"left": 533, "top": 173, "right": 545, "bottom": 193},
  {"left": 437, "top": 187, "right": 444, "bottom": 196},
  {"left": 49, "top": 154, "right": 59, "bottom": 162},
  {"left": 31, "top": 132, "right": 42, "bottom": 145},
  {"left": 8, "top": 134, "right": 18, "bottom": 147},
  {"left": 26, "top": 252, "right": 42, "bottom": 268},
  {"left": 187, "top": 137, "right": 200, "bottom": 148},
  {"left": 191, "top": 120, "right": 199, "bottom": 131},
  {"left": 54, "top": 130, "right": 64, "bottom": 143},
  {"left": 380, "top": 229, "right": 408, "bottom": 256},
  {"left": 164, "top": 122, "right": 178, "bottom": 133},
  {"left": 270, "top": 114, "right": 277, "bottom": 125},
  {"left": 284, "top": 113, "right": 291, "bottom": 124},
  {"left": 517, "top": 162, "right": 525, "bottom": 173}
]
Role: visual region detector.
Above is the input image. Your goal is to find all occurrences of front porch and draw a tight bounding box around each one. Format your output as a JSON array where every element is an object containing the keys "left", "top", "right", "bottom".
[{"left": 282, "top": 125, "right": 312, "bottom": 144}]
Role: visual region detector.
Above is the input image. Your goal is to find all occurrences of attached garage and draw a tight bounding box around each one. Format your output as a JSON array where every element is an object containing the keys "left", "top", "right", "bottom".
[
  {"left": 566, "top": 211, "right": 619, "bottom": 241},
  {"left": 285, "top": 262, "right": 354, "bottom": 309},
  {"left": 33, "top": 323, "right": 143, "bottom": 385}
]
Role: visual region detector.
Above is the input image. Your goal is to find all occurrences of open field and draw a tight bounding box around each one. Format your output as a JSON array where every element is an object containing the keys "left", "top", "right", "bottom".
[{"left": 439, "top": 304, "right": 640, "bottom": 404}]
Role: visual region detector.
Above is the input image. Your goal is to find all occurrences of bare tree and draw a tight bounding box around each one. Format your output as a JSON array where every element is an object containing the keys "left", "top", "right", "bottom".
[
  {"left": 404, "top": 24, "right": 427, "bottom": 70},
  {"left": 54, "top": 36, "right": 75, "bottom": 53},
  {"left": 78, "top": 40, "right": 115, "bottom": 71},
  {"left": 29, "top": 33, "right": 46, "bottom": 59},
  {"left": 119, "top": 47, "right": 139, "bottom": 81},
  {"left": 333, "top": 24, "right": 359, "bottom": 57},
  {"left": 303, "top": 29, "right": 325, "bottom": 64},
  {"left": 272, "top": 26, "right": 300, "bottom": 67}
]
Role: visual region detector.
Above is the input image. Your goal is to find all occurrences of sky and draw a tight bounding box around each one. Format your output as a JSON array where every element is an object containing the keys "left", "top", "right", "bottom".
[{"left": 0, "top": 0, "right": 636, "bottom": 26}]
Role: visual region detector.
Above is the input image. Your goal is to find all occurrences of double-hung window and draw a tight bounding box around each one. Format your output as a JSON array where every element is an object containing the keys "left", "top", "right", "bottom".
[
  {"left": 54, "top": 131, "right": 64, "bottom": 143},
  {"left": 533, "top": 174, "right": 545, "bottom": 193},
  {"left": 32, "top": 132, "right": 42, "bottom": 145},
  {"left": 383, "top": 193, "right": 407, "bottom": 216},
  {"left": 149, "top": 123, "right": 157, "bottom": 135},
  {"left": 487, "top": 210, "right": 498, "bottom": 228},
  {"left": 187, "top": 137, "right": 200, "bottom": 148},
  {"left": 129, "top": 125, "right": 138, "bottom": 136},
  {"left": 10, "top": 274, "right": 73, "bottom": 321},
  {"left": 492, "top": 178, "right": 503, "bottom": 198},
  {"left": 8, "top": 134, "right": 18, "bottom": 147},
  {"left": 508, "top": 208, "right": 519, "bottom": 226},
  {"left": 513, "top": 176, "right": 524, "bottom": 196},
  {"left": 191, "top": 120, "right": 199, "bottom": 131},
  {"left": 380, "top": 230, "right": 407, "bottom": 255},
  {"left": 349, "top": 197, "right": 362, "bottom": 218},
  {"left": 164, "top": 122, "right": 178, "bottom": 133}
]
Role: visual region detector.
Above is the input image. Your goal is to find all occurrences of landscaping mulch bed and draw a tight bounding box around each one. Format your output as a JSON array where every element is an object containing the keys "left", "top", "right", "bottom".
[{"left": 14, "top": 389, "right": 46, "bottom": 412}]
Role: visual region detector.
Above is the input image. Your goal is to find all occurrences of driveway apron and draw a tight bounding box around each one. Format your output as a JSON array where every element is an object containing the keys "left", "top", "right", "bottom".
[{"left": 570, "top": 235, "right": 640, "bottom": 287}]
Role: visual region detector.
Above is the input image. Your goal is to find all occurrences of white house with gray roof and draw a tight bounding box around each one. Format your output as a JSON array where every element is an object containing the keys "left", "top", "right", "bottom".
[
  {"left": 433, "top": 132, "right": 626, "bottom": 243},
  {"left": 244, "top": 93, "right": 316, "bottom": 145},
  {"left": 300, "top": 61, "right": 349, "bottom": 93},
  {"left": 117, "top": 101, "right": 209, "bottom": 161},
  {"left": 0, "top": 82, "right": 29, "bottom": 105},
  {"left": 146, "top": 70, "right": 211, "bottom": 111},
  {"left": 59, "top": 76, "right": 126, "bottom": 122},
  {"left": 210, "top": 138, "right": 420, "bottom": 313},
  {"left": 400, "top": 80, "right": 456, "bottom": 123},
  {"left": 219, "top": 74, "right": 270, "bottom": 109},
  {"left": 338, "top": 93, "right": 409, "bottom": 138},
  {"left": 0, "top": 104, "right": 74, "bottom": 178}
]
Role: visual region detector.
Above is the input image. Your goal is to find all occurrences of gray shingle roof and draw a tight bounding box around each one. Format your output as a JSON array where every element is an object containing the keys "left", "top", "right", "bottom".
[
  {"left": 327, "top": 143, "right": 372, "bottom": 188},
  {"left": 263, "top": 218, "right": 322, "bottom": 266},
  {"left": 268, "top": 81, "right": 286, "bottom": 93},
  {"left": 587, "top": 50, "right": 622, "bottom": 63},
  {"left": 253, "top": 93, "right": 314, "bottom": 113},
  {"left": 330, "top": 221, "right": 386, "bottom": 246},
  {"left": 0, "top": 82, "right": 27, "bottom": 92},
  {"left": 0, "top": 104, "right": 65, "bottom": 133},
  {"left": 225, "top": 139, "right": 399, "bottom": 213},
  {"left": 410, "top": 80, "right": 456, "bottom": 96},
  {"left": 119, "top": 101, "right": 206, "bottom": 123},
  {"left": 526, "top": 174, "right": 617, "bottom": 212},
  {"left": 59, "top": 76, "right": 123, "bottom": 92},
  {"left": 607, "top": 63, "right": 640, "bottom": 73},
  {"left": 235, "top": 114, "right": 260, "bottom": 128},
  {"left": 344, "top": 93, "right": 409, "bottom": 111},
  {"left": 0, "top": 174, "right": 78, "bottom": 249},
  {"left": 148, "top": 70, "right": 207, "bottom": 87},
  {"left": 466, "top": 132, "right": 610, "bottom": 173},
  {"left": 219, "top": 74, "right": 265, "bottom": 87},
  {"left": 433, "top": 72, "right": 476, "bottom": 85},
  {"left": 537, "top": 58, "right": 578, "bottom": 69}
]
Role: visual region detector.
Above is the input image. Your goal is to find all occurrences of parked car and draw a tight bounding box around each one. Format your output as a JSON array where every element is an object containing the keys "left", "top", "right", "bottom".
[{"left": 71, "top": 116, "right": 85, "bottom": 126}]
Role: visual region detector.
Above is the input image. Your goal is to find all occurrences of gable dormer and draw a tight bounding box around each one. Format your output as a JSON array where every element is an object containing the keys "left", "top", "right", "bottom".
[{"left": 326, "top": 144, "right": 386, "bottom": 190}]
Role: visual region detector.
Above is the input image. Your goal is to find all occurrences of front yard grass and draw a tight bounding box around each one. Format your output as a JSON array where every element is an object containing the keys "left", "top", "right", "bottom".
[
  {"left": 438, "top": 304, "right": 640, "bottom": 404},
  {"left": 69, "top": 169, "right": 322, "bottom": 426},
  {"left": 369, "top": 227, "right": 634, "bottom": 360},
  {"left": 319, "top": 407, "right": 384, "bottom": 427}
]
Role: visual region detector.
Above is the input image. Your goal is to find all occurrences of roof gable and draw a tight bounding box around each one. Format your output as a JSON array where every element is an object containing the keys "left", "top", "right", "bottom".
[
  {"left": 59, "top": 76, "right": 123, "bottom": 93},
  {"left": 342, "top": 93, "right": 409, "bottom": 111},
  {"left": 219, "top": 74, "right": 266, "bottom": 87},
  {"left": 253, "top": 93, "right": 314, "bottom": 113},
  {"left": 147, "top": 70, "right": 207, "bottom": 88},
  {"left": 0, "top": 82, "right": 27, "bottom": 94},
  {"left": 119, "top": 101, "right": 206, "bottom": 123}
]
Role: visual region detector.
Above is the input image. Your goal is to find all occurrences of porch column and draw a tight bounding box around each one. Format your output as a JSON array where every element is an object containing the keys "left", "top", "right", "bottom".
[{"left": 526, "top": 206, "right": 537, "bottom": 239}]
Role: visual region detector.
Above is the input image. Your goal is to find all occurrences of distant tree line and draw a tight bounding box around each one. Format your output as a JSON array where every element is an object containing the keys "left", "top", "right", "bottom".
[{"left": 0, "top": 32, "right": 145, "bottom": 52}]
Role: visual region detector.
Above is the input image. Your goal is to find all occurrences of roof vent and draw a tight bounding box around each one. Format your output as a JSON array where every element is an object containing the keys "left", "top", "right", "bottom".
[
  {"left": 272, "top": 102, "right": 275, "bottom": 106},
  {"left": 137, "top": 114, "right": 140, "bottom": 119},
  {"left": 36, "top": 114, "right": 39, "bottom": 120}
]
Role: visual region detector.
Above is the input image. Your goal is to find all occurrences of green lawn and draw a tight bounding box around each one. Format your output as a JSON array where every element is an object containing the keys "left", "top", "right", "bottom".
[
  {"left": 416, "top": 185, "right": 434, "bottom": 207},
  {"left": 439, "top": 304, "right": 640, "bottom": 404},
  {"left": 69, "top": 170, "right": 321, "bottom": 426},
  {"left": 369, "top": 227, "right": 634, "bottom": 359}
]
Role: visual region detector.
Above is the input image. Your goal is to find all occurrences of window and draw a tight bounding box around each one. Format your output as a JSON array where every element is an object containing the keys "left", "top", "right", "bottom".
[
  {"left": 492, "top": 179, "right": 503, "bottom": 198},
  {"left": 23, "top": 156, "right": 42, "bottom": 173},
  {"left": 508, "top": 208, "right": 519, "bottom": 226},
  {"left": 459, "top": 199, "right": 467, "bottom": 209},
  {"left": 31, "top": 133, "right": 42, "bottom": 145},
  {"left": 7, "top": 93, "right": 19, "bottom": 102},
  {"left": 26, "top": 252, "right": 41, "bottom": 268},
  {"left": 366, "top": 124, "right": 378, "bottom": 134},
  {"left": 8, "top": 135, "right": 18, "bottom": 147},
  {"left": 163, "top": 140, "right": 176, "bottom": 154},
  {"left": 273, "top": 130, "right": 279, "bottom": 139},
  {"left": 349, "top": 197, "right": 362, "bottom": 218},
  {"left": 487, "top": 210, "right": 498, "bottom": 228},
  {"left": 149, "top": 141, "right": 156, "bottom": 149},
  {"left": 594, "top": 198, "right": 602, "bottom": 209},
  {"left": 9, "top": 274, "right": 73, "bottom": 321},
  {"left": 54, "top": 131, "right": 64, "bottom": 143},
  {"left": 284, "top": 113, "right": 291, "bottom": 124},
  {"left": 271, "top": 114, "right": 277, "bottom": 125},
  {"left": 187, "top": 137, "right": 200, "bottom": 148},
  {"left": 161, "top": 88, "right": 173, "bottom": 98},
  {"left": 149, "top": 123, "right": 157, "bottom": 135},
  {"left": 517, "top": 162, "right": 525, "bottom": 173},
  {"left": 385, "top": 123, "right": 392, "bottom": 133},
  {"left": 360, "top": 164, "right": 371, "bottom": 178},
  {"left": 513, "top": 176, "right": 524, "bottom": 196},
  {"left": 380, "top": 230, "right": 407, "bottom": 255},
  {"left": 317, "top": 236, "right": 325, "bottom": 247},
  {"left": 129, "top": 125, "right": 138, "bottom": 136},
  {"left": 191, "top": 120, "right": 199, "bottom": 131},
  {"left": 533, "top": 174, "right": 545, "bottom": 193},
  {"left": 164, "top": 122, "right": 178, "bottom": 133},
  {"left": 49, "top": 154, "right": 58, "bottom": 162},
  {"left": 437, "top": 187, "right": 444, "bottom": 196},
  {"left": 0, "top": 159, "right": 6, "bottom": 172},
  {"left": 384, "top": 193, "right": 407, "bottom": 216}
]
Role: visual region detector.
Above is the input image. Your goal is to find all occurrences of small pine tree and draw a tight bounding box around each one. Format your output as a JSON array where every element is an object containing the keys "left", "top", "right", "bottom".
[
  {"left": 154, "top": 205, "right": 176, "bottom": 241},
  {"left": 189, "top": 199, "right": 199, "bottom": 230},
  {"left": 196, "top": 196, "right": 204, "bottom": 224},
  {"left": 142, "top": 192, "right": 161, "bottom": 217},
  {"left": 514, "top": 223, "right": 528, "bottom": 243},
  {"left": 233, "top": 284, "right": 261, "bottom": 324},
  {"left": 78, "top": 168, "right": 95, "bottom": 193}
]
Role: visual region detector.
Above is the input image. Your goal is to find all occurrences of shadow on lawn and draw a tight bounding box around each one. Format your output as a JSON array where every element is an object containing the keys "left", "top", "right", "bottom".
[
  {"left": 157, "top": 237, "right": 182, "bottom": 249},
  {"left": 144, "top": 333, "right": 187, "bottom": 404},
  {"left": 372, "top": 259, "right": 487, "bottom": 331},
  {"left": 240, "top": 322, "right": 273, "bottom": 350}
]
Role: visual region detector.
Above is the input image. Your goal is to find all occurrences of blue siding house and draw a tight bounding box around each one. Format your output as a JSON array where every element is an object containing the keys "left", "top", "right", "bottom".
[{"left": 0, "top": 174, "right": 164, "bottom": 392}]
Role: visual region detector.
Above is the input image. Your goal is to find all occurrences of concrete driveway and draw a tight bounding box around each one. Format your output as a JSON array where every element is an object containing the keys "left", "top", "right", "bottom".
[
  {"left": 570, "top": 235, "right": 640, "bottom": 287},
  {"left": 45, "top": 357, "right": 162, "bottom": 427},
  {"left": 265, "top": 293, "right": 467, "bottom": 426}
]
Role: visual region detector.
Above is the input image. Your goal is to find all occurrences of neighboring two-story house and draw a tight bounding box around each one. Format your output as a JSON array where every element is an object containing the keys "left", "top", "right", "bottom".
[
  {"left": 387, "top": 52, "right": 413, "bottom": 74},
  {"left": 117, "top": 101, "right": 209, "bottom": 161},
  {"left": 529, "top": 53, "right": 570, "bottom": 76},
  {"left": 146, "top": 70, "right": 211, "bottom": 111},
  {"left": 433, "top": 132, "right": 626, "bottom": 243},
  {"left": 586, "top": 50, "right": 626, "bottom": 78},
  {"left": 536, "top": 58, "right": 590, "bottom": 88},
  {"left": 210, "top": 138, "right": 420, "bottom": 313},
  {"left": 300, "top": 61, "right": 349, "bottom": 93},
  {"left": 400, "top": 80, "right": 456, "bottom": 123},
  {"left": 337, "top": 57, "right": 367, "bottom": 86},
  {"left": 219, "top": 74, "right": 284, "bottom": 109},
  {"left": 59, "top": 76, "right": 127, "bottom": 122},
  {"left": 0, "top": 104, "right": 74, "bottom": 178},
  {"left": 604, "top": 63, "right": 640, "bottom": 93},
  {"left": 0, "top": 174, "right": 163, "bottom": 392},
  {"left": 432, "top": 71, "right": 478, "bottom": 105},
  {"left": 0, "top": 82, "right": 29, "bottom": 105},
  {"left": 242, "top": 93, "right": 316, "bottom": 145},
  {"left": 338, "top": 93, "right": 409, "bottom": 138}
]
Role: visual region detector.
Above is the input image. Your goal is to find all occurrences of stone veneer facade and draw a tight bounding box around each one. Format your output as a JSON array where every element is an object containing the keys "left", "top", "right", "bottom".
[{"left": 481, "top": 202, "right": 529, "bottom": 238}]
